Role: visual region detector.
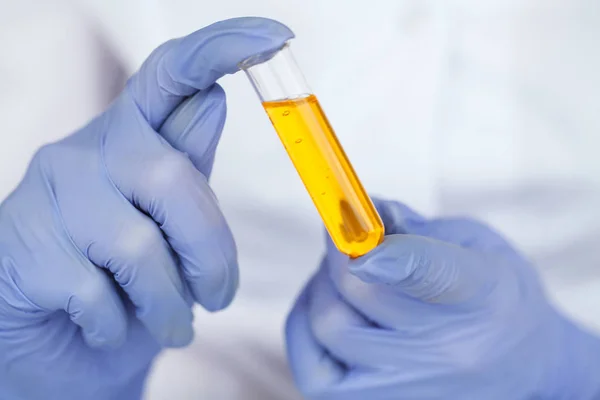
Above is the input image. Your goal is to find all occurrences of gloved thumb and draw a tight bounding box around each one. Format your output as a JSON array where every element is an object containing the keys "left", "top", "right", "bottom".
[
  {"left": 348, "top": 234, "right": 497, "bottom": 305},
  {"left": 126, "top": 17, "right": 294, "bottom": 175}
]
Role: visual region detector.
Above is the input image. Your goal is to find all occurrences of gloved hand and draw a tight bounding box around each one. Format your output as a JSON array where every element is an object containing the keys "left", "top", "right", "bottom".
[
  {"left": 287, "top": 199, "right": 600, "bottom": 400},
  {"left": 0, "top": 18, "right": 293, "bottom": 400}
]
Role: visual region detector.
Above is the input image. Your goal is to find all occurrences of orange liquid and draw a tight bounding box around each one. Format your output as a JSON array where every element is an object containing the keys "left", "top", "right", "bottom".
[{"left": 263, "top": 95, "right": 383, "bottom": 258}]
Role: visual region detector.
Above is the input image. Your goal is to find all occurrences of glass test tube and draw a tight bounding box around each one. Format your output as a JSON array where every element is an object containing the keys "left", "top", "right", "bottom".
[{"left": 240, "top": 42, "right": 384, "bottom": 258}]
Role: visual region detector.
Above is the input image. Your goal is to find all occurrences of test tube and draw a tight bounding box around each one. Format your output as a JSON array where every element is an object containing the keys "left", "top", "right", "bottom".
[{"left": 240, "top": 42, "right": 384, "bottom": 258}]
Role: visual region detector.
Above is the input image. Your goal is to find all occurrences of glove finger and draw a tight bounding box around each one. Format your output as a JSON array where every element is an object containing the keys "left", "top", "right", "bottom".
[
  {"left": 104, "top": 102, "right": 237, "bottom": 311},
  {"left": 158, "top": 84, "right": 226, "bottom": 177},
  {"left": 349, "top": 234, "right": 498, "bottom": 305},
  {"left": 287, "top": 270, "right": 431, "bottom": 400},
  {"left": 128, "top": 17, "right": 293, "bottom": 131},
  {"left": 0, "top": 306, "right": 159, "bottom": 397},
  {"left": 70, "top": 271, "right": 129, "bottom": 349},
  {"left": 1, "top": 244, "right": 127, "bottom": 350},
  {"left": 307, "top": 265, "right": 417, "bottom": 369},
  {"left": 373, "top": 198, "right": 516, "bottom": 253},
  {"left": 325, "top": 234, "right": 435, "bottom": 330},
  {"left": 285, "top": 276, "right": 346, "bottom": 397},
  {"left": 46, "top": 150, "right": 196, "bottom": 348},
  {"left": 86, "top": 205, "right": 195, "bottom": 348},
  {"left": 372, "top": 197, "right": 426, "bottom": 235}
]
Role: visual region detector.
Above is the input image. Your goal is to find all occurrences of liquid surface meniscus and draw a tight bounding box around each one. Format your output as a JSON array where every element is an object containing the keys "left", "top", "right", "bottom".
[{"left": 263, "top": 95, "right": 384, "bottom": 258}]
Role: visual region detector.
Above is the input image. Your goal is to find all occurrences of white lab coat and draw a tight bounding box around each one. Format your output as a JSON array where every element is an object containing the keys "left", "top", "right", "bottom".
[{"left": 1, "top": 0, "right": 599, "bottom": 398}]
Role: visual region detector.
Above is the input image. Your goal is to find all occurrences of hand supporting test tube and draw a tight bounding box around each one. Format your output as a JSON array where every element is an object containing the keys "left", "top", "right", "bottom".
[{"left": 241, "top": 42, "right": 384, "bottom": 258}]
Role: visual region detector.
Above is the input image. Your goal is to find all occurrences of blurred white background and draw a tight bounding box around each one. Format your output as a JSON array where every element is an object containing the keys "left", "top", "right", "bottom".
[{"left": 1, "top": 0, "right": 599, "bottom": 398}]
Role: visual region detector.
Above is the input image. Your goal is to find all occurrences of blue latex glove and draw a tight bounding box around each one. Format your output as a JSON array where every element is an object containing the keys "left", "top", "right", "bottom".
[
  {"left": 287, "top": 199, "right": 600, "bottom": 400},
  {"left": 0, "top": 18, "right": 293, "bottom": 400}
]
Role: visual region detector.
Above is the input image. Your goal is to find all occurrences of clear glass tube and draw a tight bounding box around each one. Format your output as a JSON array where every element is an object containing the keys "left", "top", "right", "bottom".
[{"left": 240, "top": 42, "right": 384, "bottom": 258}]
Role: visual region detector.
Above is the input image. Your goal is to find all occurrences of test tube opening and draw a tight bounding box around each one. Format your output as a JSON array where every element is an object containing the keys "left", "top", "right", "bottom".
[{"left": 240, "top": 41, "right": 312, "bottom": 103}]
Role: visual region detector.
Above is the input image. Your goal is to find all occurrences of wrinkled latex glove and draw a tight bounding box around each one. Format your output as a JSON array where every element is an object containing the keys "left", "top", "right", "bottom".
[
  {"left": 0, "top": 18, "right": 293, "bottom": 400},
  {"left": 287, "top": 198, "right": 600, "bottom": 400}
]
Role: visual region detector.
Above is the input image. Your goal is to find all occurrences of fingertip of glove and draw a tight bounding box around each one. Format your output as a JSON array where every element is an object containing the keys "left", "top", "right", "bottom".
[
  {"left": 348, "top": 236, "right": 416, "bottom": 285},
  {"left": 200, "top": 271, "right": 238, "bottom": 313},
  {"left": 191, "top": 256, "right": 239, "bottom": 313},
  {"left": 170, "top": 17, "right": 295, "bottom": 80},
  {"left": 163, "top": 325, "right": 195, "bottom": 348},
  {"left": 221, "top": 16, "right": 295, "bottom": 37},
  {"left": 83, "top": 329, "right": 127, "bottom": 350},
  {"left": 373, "top": 199, "right": 426, "bottom": 235},
  {"left": 347, "top": 259, "right": 386, "bottom": 285}
]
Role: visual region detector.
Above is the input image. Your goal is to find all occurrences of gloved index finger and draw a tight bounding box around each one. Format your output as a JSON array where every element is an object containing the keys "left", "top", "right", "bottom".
[
  {"left": 349, "top": 234, "right": 499, "bottom": 306},
  {"left": 373, "top": 198, "right": 518, "bottom": 255},
  {"left": 128, "top": 17, "right": 294, "bottom": 130}
]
